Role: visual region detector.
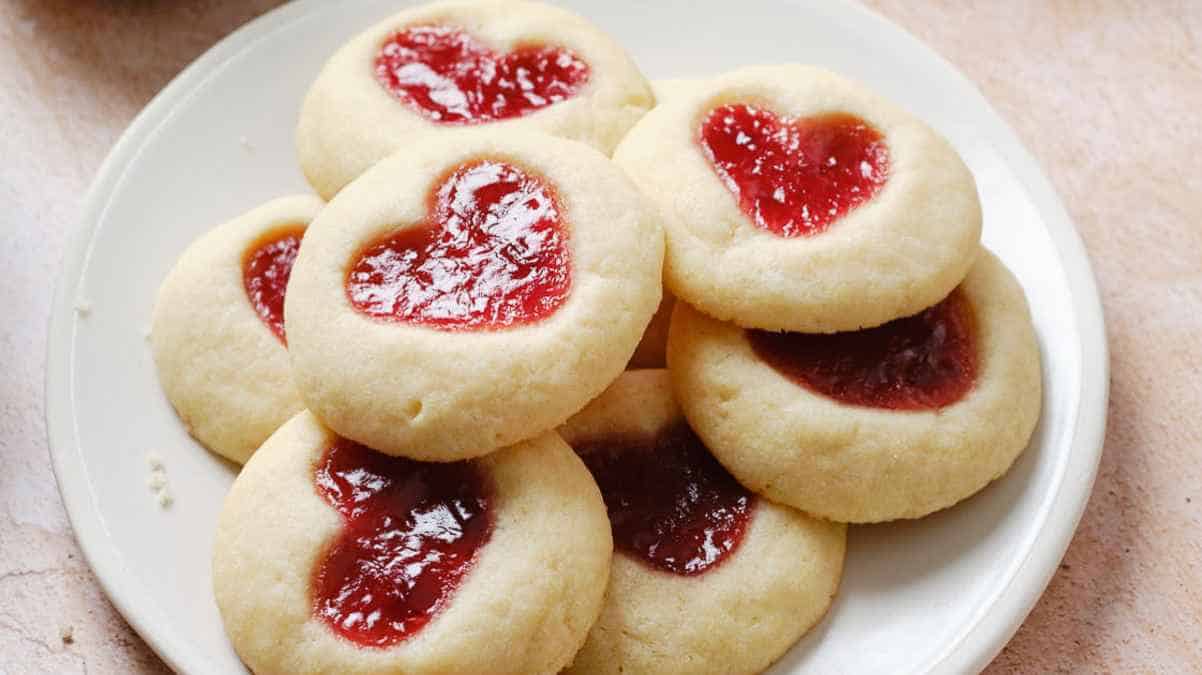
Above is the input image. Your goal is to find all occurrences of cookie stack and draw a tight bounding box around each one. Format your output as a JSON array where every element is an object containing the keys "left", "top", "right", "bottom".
[{"left": 149, "top": 2, "right": 1041, "bottom": 674}]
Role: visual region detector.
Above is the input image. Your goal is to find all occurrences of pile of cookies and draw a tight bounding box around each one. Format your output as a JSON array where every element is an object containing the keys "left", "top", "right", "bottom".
[{"left": 150, "top": 1, "right": 1042, "bottom": 673}]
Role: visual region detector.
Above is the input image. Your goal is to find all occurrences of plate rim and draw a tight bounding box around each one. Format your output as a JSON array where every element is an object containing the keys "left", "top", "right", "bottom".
[{"left": 44, "top": 1, "right": 1109, "bottom": 673}]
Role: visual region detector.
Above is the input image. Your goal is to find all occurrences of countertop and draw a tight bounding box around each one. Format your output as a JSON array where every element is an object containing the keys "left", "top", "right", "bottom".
[{"left": 1, "top": 1, "right": 1199, "bottom": 672}]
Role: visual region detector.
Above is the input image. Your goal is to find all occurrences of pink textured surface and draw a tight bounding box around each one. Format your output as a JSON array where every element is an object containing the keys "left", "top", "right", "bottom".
[{"left": 0, "top": 1, "right": 1198, "bottom": 673}]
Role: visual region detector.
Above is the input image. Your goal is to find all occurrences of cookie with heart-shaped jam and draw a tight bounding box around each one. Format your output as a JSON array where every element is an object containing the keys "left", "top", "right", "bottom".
[
  {"left": 668, "top": 250, "right": 1042, "bottom": 523},
  {"left": 213, "top": 410, "right": 611, "bottom": 675},
  {"left": 558, "top": 370, "right": 846, "bottom": 675},
  {"left": 150, "top": 195, "right": 323, "bottom": 464},
  {"left": 615, "top": 64, "right": 983, "bottom": 333},
  {"left": 297, "top": 0, "right": 653, "bottom": 200},
  {"left": 286, "top": 131, "right": 663, "bottom": 461}
]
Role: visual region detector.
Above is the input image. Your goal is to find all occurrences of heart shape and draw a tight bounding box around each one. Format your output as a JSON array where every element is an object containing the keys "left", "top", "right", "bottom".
[
  {"left": 748, "top": 289, "right": 978, "bottom": 410},
  {"left": 700, "top": 103, "right": 890, "bottom": 238},
  {"left": 312, "top": 438, "right": 494, "bottom": 648},
  {"left": 375, "top": 26, "right": 590, "bottom": 124},
  {"left": 574, "top": 422, "right": 755, "bottom": 576},
  {"left": 346, "top": 160, "right": 572, "bottom": 330}
]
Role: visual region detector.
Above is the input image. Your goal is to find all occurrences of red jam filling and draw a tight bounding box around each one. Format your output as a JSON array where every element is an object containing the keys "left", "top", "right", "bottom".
[
  {"left": 700, "top": 104, "right": 889, "bottom": 237},
  {"left": 748, "top": 290, "right": 978, "bottom": 410},
  {"left": 311, "top": 438, "right": 493, "bottom": 648},
  {"left": 346, "top": 160, "right": 571, "bottom": 330},
  {"left": 242, "top": 226, "right": 304, "bottom": 344},
  {"left": 375, "top": 26, "right": 590, "bottom": 124},
  {"left": 574, "top": 423, "right": 755, "bottom": 576}
]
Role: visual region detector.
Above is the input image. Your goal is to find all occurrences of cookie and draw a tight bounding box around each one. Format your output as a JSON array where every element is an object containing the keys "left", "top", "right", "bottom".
[
  {"left": 627, "top": 292, "right": 674, "bottom": 369},
  {"left": 213, "top": 410, "right": 611, "bottom": 675},
  {"left": 615, "top": 64, "right": 983, "bottom": 333},
  {"left": 150, "top": 195, "right": 323, "bottom": 464},
  {"left": 558, "top": 370, "right": 846, "bottom": 675},
  {"left": 286, "top": 131, "right": 663, "bottom": 461},
  {"left": 669, "top": 250, "right": 1042, "bottom": 523},
  {"left": 297, "top": 0, "right": 653, "bottom": 199}
]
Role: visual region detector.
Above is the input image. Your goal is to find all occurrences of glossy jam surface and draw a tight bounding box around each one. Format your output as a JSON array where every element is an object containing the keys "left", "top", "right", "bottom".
[
  {"left": 700, "top": 104, "right": 889, "bottom": 237},
  {"left": 347, "top": 160, "right": 571, "bottom": 330},
  {"left": 749, "top": 290, "right": 978, "bottom": 410},
  {"left": 242, "top": 226, "right": 304, "bottom": 344},
  {"left": 375, "top": 26, "right": 590, "bottom": 125},
  {"left": 312, "top": 439, "right": 493, "bottom": 648},
  {"left": 575, "top": 423, "right": 755, "bottom": 576}
]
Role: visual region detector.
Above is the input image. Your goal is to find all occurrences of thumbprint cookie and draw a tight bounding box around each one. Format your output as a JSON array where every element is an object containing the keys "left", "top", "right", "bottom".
[
  {"left": 559, "top": 370, "right": 846, "bottom": 675},
  {"left": 669, "top": 250, "right": 1042, "bottom": 523},
  {"left": 615, "top": 64, "right": 982, "bottom": 333},
  {"left": 213, "top": 411, "right": 611, "bottom": 675},
  {"left": 286, "top": 131, "right": 663, "bottom": 461},
  {"left": 150, "top": 195, "right": 323, "bottom": 464},
  {"left": 627, "top": 292, "right": 674, "bottom": 369},
  {"left": 297, "top": 0, "right": 653, "bottom": 199}
]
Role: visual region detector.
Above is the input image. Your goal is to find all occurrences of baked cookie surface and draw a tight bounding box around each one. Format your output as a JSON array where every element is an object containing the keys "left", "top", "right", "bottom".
[
  {"left": 298, "top": 0, "right": 653, "bottom": 199},
  {"left": 558, "top": 370, "right": 845, "bottom": 675},
  {"left": 213, "top": 410, "right": 611, "bottom": 675},
  {"left": 669, "top": 250, "right": 1042, "bottom": 523},
  {"left": 615, "top": 64, "right": 982, "bottom": 333},
  {"left": 150, "top": 195, "right": 323, "bottom": 464},
  {"left": 286, "top": 131, "right": 663, "bottom": 461}
]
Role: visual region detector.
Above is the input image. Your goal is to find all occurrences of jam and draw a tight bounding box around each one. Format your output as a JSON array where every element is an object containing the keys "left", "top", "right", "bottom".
[
  {"left": 700, "top": 104, "right": 889, "bottom": 237},
  {"left": 375, "top": 26, "right": 590, "bottom": 124},
  {"left": 575, "top": 423, "right": 755, "bottom": 576},
  {"left": 346, "top": 160, "right": 571, "bottom": 330},
  {"left": 749, "top": 290, "right": 978, "bottom": 410},
  {"left": 312, "top": 438, "right": 493, "bottom": 648},
  {"left": 242, "top": 226, "right": 304, "bottom": 344}
]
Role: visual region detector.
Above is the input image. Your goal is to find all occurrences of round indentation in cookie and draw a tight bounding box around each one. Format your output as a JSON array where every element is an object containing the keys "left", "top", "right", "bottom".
[
  {"left": 669, "top": 250, "right": 1042, "bottom": 523},
  {"left": 614, "top": 64, "right": 982, "bottom": 333},
  {"left": 375, "top": 26, "right": 589, "bottom": 124},
  {"left": 576, "top": 421, "right": 753, "bottom": 575},
  {"left": 346, "top": 160, "right": 570, "bottom": 330},
  {"left": 151, "top": 195, "right": 324, "bottom": 464},
  {"left": 298, "top": 0, "right": 653, "bottom": 200},
  {"left": 312, "top": 438, "right": 493, "bottom": 647},
  {"left": 701, "top": 105, "right": 889, "bottom": 237},
  {"left": 214, "top": 411, "right": 611, "bottom": 674},
  {"left": 747, "top": 289, "right": 977, "bottom": 410},
  {"left": 286, "top": 131, "right": 663, "bottom": 461},
  {"left": 559, "top": 370, "right": 845, "bottom": 675},
  {"left": 243, "top": 225, "right": 304, "bottom": 343}
]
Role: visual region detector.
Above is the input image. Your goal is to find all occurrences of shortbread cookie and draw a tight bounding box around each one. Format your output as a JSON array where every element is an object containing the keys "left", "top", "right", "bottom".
[
  {"left": 286, "top": 131, "right": 663, "bottom": 461},
  {"left": 558, "top": 370, "right": 845, "bottom": 675},
  {"left": 615, "top": 64, "right": 982, "bottom": 332},
  {"left": 213, "top": 411, "right": 611, "bottom": 675},
  {"left": 669, "top": 250, "right": 1041, "bottom": 523},
  {"left": 627, "top": 292, "right": 674, "bottom": 369},
  {"left": 298, "top": 0, "right": 653, "bottom": 199},
  {"left": 150, "top": 195, "right": 323, "bottom": 464}
]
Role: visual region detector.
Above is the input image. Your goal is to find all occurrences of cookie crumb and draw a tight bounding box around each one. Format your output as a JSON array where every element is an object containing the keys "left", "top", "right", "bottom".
[
  {"left": 74, "top": 299, "right": 92, "bottom": 317},
  {"left": 147, "top": 452, "right": 172, "bottom": 509},
  {"left": 60, "top": 625, "right": 74, "bottom": 645},
  {"left": 239, "top": 135, "right": 254, "bottom": 153}
]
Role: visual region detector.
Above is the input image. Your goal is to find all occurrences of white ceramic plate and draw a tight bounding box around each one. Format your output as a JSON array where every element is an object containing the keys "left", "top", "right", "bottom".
[{"left": 46, "top": 1, "right": 1108, "bottom": 673}]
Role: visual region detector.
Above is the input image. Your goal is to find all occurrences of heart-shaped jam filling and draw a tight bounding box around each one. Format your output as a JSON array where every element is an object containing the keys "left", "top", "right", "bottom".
[
  {"left": 243, "top": 226, "right": 305, "bottom": 344},
  {"left": 574, "top": 422, "right": 755, "bottom": 576},
  {"left": 312, "top": 438, "right": 493, "bottom": 648},
  {"left": 375, "top": 26, "right": 590, "bottom": 125},
  {"left": 749, "top": 290, "right": 978, "bottom": 410},
  {"left": 346, "top": 160, "right": 571, "bottom": 330},
  {"left": 700, "top": 103, "right": 889, "bottom": 237}
]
